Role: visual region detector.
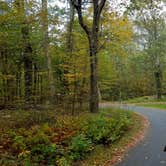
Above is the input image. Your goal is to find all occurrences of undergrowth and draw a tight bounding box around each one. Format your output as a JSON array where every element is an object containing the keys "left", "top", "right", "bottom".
[{"left": 0, "top": 108, "right": 133, "bottom": 165}]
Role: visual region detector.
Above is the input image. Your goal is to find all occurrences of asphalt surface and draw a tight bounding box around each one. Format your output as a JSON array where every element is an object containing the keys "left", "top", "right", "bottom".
[{"left": 117, "top": 105, "right": 166, "bottom": 166}]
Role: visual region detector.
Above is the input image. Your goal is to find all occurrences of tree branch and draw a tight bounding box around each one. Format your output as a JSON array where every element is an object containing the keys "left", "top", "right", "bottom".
[
  {"left": 71, "top": 0, "right": 91, "bottom": 37},
  {"left": 98, "top": 0, "right": 106, "bottom": 16}
]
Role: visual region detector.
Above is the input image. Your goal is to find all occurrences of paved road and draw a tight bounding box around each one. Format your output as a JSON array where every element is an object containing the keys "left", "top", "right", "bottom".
[
  {"left": 115, "top": 106, "right": 166, "bottom": 166},
  {"left": 117, "top": 105, "right": 166, "bottom": 166}
]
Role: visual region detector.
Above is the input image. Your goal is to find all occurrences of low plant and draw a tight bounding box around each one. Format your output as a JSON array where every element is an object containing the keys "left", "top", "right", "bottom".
[{"left": 69, "top": 134, "right": 93, "bottom": 160}]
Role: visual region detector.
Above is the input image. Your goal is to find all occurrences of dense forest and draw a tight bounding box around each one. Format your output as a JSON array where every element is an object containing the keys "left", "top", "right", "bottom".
[
  {"left": 1, "top": 0, "right": 166, "bottom": 113},
  {"left": 0, "top": 0, "right": 166, "bottom": 165}
]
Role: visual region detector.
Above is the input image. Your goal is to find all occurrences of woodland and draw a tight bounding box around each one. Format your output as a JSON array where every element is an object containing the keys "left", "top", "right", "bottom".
[{"left": 0, "top": 0, "right": 166, "bottom": 165}]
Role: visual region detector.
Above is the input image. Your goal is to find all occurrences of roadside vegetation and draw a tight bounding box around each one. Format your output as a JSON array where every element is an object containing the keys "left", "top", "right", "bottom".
[
  {"left": 138, "top": 103, "right": 166, "bottom": 110},
  {"left": 0, "top": 108, "right": 143, "bottom": 166},
  {"left": 126, "top": 96, "right": 166, "bottom": 104},
  {"left": 124, "top": 95, "right": 166, "bottom": 110}
]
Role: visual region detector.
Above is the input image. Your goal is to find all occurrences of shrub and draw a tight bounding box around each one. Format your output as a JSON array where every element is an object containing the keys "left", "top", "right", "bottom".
[
  {"left": 82, "top": 116, "right": 112, "bottom": 144},
  {"left": 69, "top": 134, "right": 93, "bottom": 160},
  {"left": 56, "top": 157, "right": 71, "bottom": 166},
  {"left": 107, "top": 117, "right": 131, "bottom": 142},
  {"left": 31, "top": 143, "right": 57, "bottom": 164},
  {"left": 82, "top": 115, "right": 131, "bottom": 144},
  {"left": 12, "top": 135, "right": 26, "bottom": 152}
]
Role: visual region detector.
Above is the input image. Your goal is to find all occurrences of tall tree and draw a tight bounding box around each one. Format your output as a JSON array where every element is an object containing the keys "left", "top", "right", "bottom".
[
  {"left": 41, "top": 0, "right": 55, "bottom": 102},
  {"left": 71, "top": 0, "right": 106, "bottom": 113},
  {"left": 16, "top": 0, "right": 33, "bottom": 104}
]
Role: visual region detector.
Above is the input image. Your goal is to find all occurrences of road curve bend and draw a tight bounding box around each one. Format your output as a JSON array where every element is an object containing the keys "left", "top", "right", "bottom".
[{"left": 117, "top": 105, "right": 166, "bottom": 166}]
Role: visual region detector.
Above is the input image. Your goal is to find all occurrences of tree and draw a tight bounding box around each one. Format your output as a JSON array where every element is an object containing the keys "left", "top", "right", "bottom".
[
  {"left": 98, "top": 13, "right": 133, "bottom": 101},
  {"left": 71, "top": 0, "right": 106, "bottom": 113},
  {"left": 128, "top": 0, "right": 166, "bottom": 99},
  {"left": 41, "top": 0, "right": 55, "bottom": 103}
]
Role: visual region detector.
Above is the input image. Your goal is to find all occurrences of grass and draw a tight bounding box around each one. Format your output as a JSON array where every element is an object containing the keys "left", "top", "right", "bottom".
[
  {"left": 125, "top": 96, "right": 166, "bottom": 110},
  {"left": 0, "top": 108, "right": 144, "bottom": 166},
  {"left": 138, "top": 103, "right": 166, "bottom": 110},
  {"left": 125, "top": 96, "right": 166, "bottom": 104},
  {"left": 123, "top": 95, "right": 166, "bottom": 110}
]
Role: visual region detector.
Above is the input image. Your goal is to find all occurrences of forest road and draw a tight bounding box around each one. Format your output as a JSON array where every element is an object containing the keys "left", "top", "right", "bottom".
[{"left": 117, "top": 105, "right": 166, "bottom": 166}]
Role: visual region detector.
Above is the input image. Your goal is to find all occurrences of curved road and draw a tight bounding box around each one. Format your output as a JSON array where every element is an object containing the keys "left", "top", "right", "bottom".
[{"left": 116, "top": 105, "right": 166, "bottom": 166}]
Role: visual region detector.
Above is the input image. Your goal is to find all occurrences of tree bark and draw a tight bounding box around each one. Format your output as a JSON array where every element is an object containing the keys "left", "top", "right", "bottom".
[
  {"left": 154, "top": 70, "right": 162, "bottom": 99},
  {"left": 72, "top": 0, "right": 106, "bottom": 113},
  {"left": 42, "top": 0, "right": 55, "bottom": 103},
  {"left": 22, "top": 25, "right": 33, "bottom": 104}
]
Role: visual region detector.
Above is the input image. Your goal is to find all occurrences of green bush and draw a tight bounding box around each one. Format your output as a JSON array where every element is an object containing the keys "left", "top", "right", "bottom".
[
  {"left": 82, "top": 116, "right": 111, "bottom": 144},
  {"left": 69, "top": 134, "right": 93, "bottom": 160},
  {"left": 31, "top": 143, "right": 57, "bottom": 164},
  {"left": 12, "top": 135, "right": 26, "bottom": 152},
  {"left": 56, "top": 157, "right": 71, "bottom": 166},
  {"left": 107, "top": 117, "right": 131, "bottom": 142},
  {"left": 82, "top": 115, "right": 131, "bottom": 144}
]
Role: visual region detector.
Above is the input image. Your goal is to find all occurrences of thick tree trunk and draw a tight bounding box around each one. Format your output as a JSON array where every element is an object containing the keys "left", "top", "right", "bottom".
[{"left": 89, "top": 34, "right": 99, "bottom": 113}]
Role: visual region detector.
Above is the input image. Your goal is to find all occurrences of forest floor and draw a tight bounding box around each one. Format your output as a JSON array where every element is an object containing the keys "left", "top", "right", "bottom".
[
  {"left": 0, "top": 106, "right": 147, "bottom": 166},
  {"left": 116, "top": 105, "right": 166, "bottom": 166}
]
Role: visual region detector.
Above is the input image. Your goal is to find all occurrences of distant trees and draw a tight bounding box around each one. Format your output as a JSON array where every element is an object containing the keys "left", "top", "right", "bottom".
[
  {"left": 129, "top": 0, "right": 166, "bottom": 99},
  {"left": 0, "top": 0, "right": 166, "bottom": 111}
]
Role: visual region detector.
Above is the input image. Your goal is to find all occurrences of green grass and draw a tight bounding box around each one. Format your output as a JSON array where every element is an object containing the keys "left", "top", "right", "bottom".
[
  {"left": 139, "top": 103, "right": 166, "bottom": 110},
  {"left": 125, "top": 96, "right": 166, "bottom": 104}
]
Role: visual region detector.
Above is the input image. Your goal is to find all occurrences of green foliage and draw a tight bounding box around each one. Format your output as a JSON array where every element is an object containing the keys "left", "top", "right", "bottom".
[
  {"left": 12, "top": 135, "right": 26, "bottom": 152},
  {"left": 82, "top": 116, "right": 112, "bottom": 144},
  {"left": 0, "top": 108, "right": 132, "bottom": 165},
  {"left": 31, "top": 144, "right": 57, "bottom": 164},
  {"left": 69, "top": 134, "right": 93, "bottom": 160},
  {"left": 56, "top": 157, "right": 71, "bottom": 166},
  {"left": 82, "top": 114, "right": 131, "bottom": 144}
]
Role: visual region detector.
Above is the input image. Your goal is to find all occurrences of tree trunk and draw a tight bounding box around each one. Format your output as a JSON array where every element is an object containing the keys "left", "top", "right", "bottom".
[
  {"left": 21, "top": 24, "right": 33, "bottom": 105},
  {"left": 154, "top": 70, "right": 162, "bottom": 99},
  {"left": 42, "top": 0, "right": 55, "bottom": 103},
  {"left": 72, "top": 0, "right": 106, "bottom": 113},
  {"left": 67, "top": 0, "right": 75, "bottom": 53},
  {"left": 89, "top": 35, "right": 99, "bottom": 113}
]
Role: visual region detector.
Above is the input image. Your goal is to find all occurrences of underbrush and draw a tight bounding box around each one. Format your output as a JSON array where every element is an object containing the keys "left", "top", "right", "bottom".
[{"left": 0, "top": 108, "right": 133, "bottom": 165}]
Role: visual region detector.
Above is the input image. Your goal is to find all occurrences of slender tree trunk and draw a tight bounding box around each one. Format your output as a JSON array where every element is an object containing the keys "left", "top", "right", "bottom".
[
  {"left": 63, "top": 1, "right": 75, "bottom": 93},
  {"left": 154, "top": 70, "right": 162, "bottom": 99},
  {"left": 22, "top": 24, "right": 33, "bottom": 104},
  {"left": 67, "top": 0, "right": 75, "bottom": 53},
  {"left": 42, "top": 0, "right": 55, "bottom": 103},
  {"left": 33, "top": 63, "right": 38, "bottom": 105}
]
